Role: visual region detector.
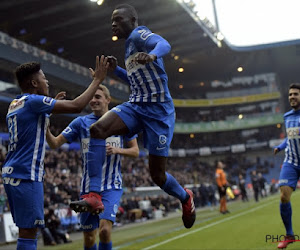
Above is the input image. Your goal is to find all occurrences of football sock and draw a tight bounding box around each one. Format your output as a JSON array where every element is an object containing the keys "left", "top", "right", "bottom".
[
  {"left": 99, "top": 241, "right": 112, "bottom": 250},
  {"left": 280, "top": 202, "right": 293, "bottom": 236},
  {"left": 17, "top": 238, "right": 37, "bottom": 250},
  {"left": 162, "top": 172, "right": 188, "bottom": 202},
  {"left": 85, "top": 243, "right": 97, "bottom": 250},
  {"left": 87, "top": 138, "right": 106, "bottom": 192}
]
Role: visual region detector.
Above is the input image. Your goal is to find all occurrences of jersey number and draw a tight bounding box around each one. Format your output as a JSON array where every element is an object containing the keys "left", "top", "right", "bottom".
[{"left": 7, "top": 115, "right": 18, "bottom": 151}]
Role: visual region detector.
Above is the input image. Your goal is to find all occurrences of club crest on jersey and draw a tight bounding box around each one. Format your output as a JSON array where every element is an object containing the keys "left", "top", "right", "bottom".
[
  {"left": 159, "top": 135, "right": 167, "bottom": 145},
  {"left": 43, "top": 96, "right": 54, "bottom": 106}
]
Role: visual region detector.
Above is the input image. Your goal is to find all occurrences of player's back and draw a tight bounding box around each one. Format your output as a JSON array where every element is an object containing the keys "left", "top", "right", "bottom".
[{"left": 3, "top": 94, "right": 55, "bottom": 182}]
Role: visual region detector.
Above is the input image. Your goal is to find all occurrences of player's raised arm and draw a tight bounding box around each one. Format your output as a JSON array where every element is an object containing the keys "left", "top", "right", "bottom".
[
  {"left": 52, "top": 55, "right": 109, "bottom": 114},
  {"left": 46, "top": 129, "right": 68, "bottom": 149}
]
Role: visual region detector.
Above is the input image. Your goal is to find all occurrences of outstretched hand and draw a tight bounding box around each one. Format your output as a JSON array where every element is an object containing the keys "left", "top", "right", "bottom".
[
  {"left": 134, "top": 52, "right": 156, "bottom": 65},
  {"left": 274, "top": 148, "right": 279, "bottom": 155},
  {"left": 89, "top": 55, "right": 110, "bottom": 82},
  {"left": 107, "top": 56, "right": 118, "bottom": 72},
  {"left": 54, "top": 91, "right": 66, "bottom": 100}
]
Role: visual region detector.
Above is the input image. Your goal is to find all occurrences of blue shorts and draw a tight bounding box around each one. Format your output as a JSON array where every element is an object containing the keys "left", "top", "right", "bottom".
[
  {"left": 278, "top": 162, "right": 300, "bottom": 190},
  {"left": 4, "top": 179, "right": 44, "bottom": 228},
  {"left": 111, "top": 101, "right": 175, "bottom": 156},
  {"left": 80, "top": 189, "right": 123, "bottom": 232}
]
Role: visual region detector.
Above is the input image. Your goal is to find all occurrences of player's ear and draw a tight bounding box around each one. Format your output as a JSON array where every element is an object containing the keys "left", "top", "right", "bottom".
[{"left": 31, "top": 79, "right": 38, "bottom": 88}]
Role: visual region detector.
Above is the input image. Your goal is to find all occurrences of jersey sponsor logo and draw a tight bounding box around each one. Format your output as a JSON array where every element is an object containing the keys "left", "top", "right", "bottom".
[
  {"left": 106, "top": 137, "right": 121, "bottom": 148},
  {"left": 125, "top": 53, "right": 145, "bottom": 75},
  {"left": 138, "top": 29, "right": 154, "bottom": 40},
  {"left": 43, "top": 96, "right": 54, "bottom": 106},
  {"left": 287, "top": 127, "right": 300, "bottom": 139},
  {"left": 2, "top": 166, "right": 14, "bottom": 174},
  {"left": 7, "top": 99, "right": 25, "bottom": 114},
  {"left": 81, "top": 138, "right": 90, "bottom": 153},
  {"left": 2, "top": 177, "right": 21, "bottom": 186},
  {"left": 34, "top": 220, "right": 45, "bottom": 225}
]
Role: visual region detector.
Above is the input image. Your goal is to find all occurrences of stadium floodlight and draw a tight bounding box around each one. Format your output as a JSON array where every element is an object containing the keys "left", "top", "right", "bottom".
[
  {"left": 97, "top": 0, "right": 104, "bottom": 5},
  {"left": 90, "top": 0, "right": 97, "bottom": 2},
  {"left": 112, "top": 36, "right": 118, "bottom": 41}
]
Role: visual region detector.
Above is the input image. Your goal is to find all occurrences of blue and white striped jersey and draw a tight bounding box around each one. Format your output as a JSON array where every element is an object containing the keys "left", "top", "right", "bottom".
[
  {"left": 117, "top": 26, "right": 172, "bottom": 103},
  {"left": 277, "top": 109, "right": 300, "bottom": 167},
  {"left": 62, "top": 113, "right": 137, "bottom": 194},
  {"left": 2, "top": 94, "right": 56, "bottom": 182}
]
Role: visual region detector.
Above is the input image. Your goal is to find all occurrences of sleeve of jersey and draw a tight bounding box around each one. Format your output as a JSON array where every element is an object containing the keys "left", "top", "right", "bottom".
[
  {"left": 276, "top": 138, "right": 287, "bottom": 151},
  {"left": 62, "top": 118, "right": 80, "bottom": 143},
  {"left": 29, "top": 95, "right": 56, "bottom": 114},
  {"left": 145, "top": 34, "right": 171, "bottom": 58},
  {"left": 114, "top": 66, "right": 130, "bottom": 84},
  {"left": 125, "top": 134, "right": 138, "bottom": 142}
]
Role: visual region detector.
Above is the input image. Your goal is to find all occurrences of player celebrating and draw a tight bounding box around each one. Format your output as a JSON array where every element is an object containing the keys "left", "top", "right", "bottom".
[
  {"left": 2, "top": 56, "right": 108, "bottom": 250},
  {"left": 274, "top": 83, "right": 300, "bottom": 249},
  {"left": 47, "top": 85, "right": 139, "bottom": 250},
  {"left": 71, "top": 4, "right": 196, "bottom": 229}
]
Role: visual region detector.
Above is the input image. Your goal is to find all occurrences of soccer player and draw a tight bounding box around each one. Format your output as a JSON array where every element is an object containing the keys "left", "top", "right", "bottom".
[
  {"left": 274, "top": 83, "right": 300, "bottom": 249},
  {"left": 71, "top": 4, "right": 196, "bottom": 229},
  {"left": 215, "top": 161, "right": 229, "bottom": 214},
  {"left": 46, "top": 85, "right": 139, "bottom": 250},
  {"left": 2, "top": 56, "right": 109, "bottom": 250}
]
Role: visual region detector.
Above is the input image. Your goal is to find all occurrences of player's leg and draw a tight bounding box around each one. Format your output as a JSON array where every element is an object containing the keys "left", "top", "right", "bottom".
[
  {"left": 71, "top": 103, "right": 140, "bottom": 214},
  {"left": 98, "top": 219, "right": 113, "bottom": 250},
  {"left": 143, "top": 102, "right": 195, "bottom": 228},
  {"left": 80, "top": 211, "right": 99, "bottom": 250},
  {"left": 83, "top": 230, "right": 97, "bottom": 250},
  {"left": 98, "top": 189, "right": 123, "bottom": 250},
  {"left": 277, "top": 163, "right": 298, "bottom": 249},
  {"left": 4, "top": 180, "right": 44, "bottom": 250}
]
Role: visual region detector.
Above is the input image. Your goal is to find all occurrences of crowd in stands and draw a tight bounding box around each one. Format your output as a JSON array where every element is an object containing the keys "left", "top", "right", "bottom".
[
  {"left": 171, "top": 125, "right": 282, "bottom": 149},
  {"left": 175, "top": 100, "right": 280, "bottom": 123}
]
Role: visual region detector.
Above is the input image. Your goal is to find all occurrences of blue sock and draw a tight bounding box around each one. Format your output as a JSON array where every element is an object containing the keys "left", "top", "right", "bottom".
[
  {"left": 84, "top": 243, "right": 97, "bottom": 250},
  {"left": 161, "top": 172, "right": 188, "bottom": 202},
  {"left": 280, "top": 202, "right": 294, "bottom": 235},
  {"left": 98, "top": 241, "right": 112, "bottom": 250},
  {"left": 87, "top": 138, "right": 106, "bottom": 192},
  {"left": 17, "top": 238, "right": 37, "bottom": 250}
]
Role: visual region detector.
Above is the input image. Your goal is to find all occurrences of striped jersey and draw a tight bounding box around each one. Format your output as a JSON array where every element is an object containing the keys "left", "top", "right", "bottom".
[
  {"left": 123, "top": 26, "right": 172, "bottom": 103},
  {"left": 62, "top": 113, "right": 136, "bottom": 194},
  {"left": 2, "top": 94, "right": 56, "bottom": 182},
  {"left": 278, "top": 109, "right": 300, "bottom": 167}
]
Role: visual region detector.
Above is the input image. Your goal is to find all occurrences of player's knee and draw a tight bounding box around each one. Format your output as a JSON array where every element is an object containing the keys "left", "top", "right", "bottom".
[
  {"left": 90, "top": 123, "right": 106, "bottom": 139},
  {"left": 151, "top": 173, "right": 166, "bottom": 187},
  {"left": 280, "top": 193, "right": 290, "bottom": 203},
  {"left": 99, "top": 227, "right": 110, "bottom": 242},
  {"left": 84, "top": 233, "right": 96, "bottom": 248}
]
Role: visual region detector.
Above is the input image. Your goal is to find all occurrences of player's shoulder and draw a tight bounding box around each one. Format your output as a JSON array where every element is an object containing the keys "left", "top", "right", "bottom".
[
  {"left": 133, "top": 26, "right": 154, "bottom": 41},
  {"left": 284, "top": 109, "right": 296, "bottom": 118}
]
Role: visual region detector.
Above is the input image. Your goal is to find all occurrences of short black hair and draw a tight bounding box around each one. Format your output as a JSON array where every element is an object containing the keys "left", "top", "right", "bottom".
[
  {"left": 115, "top": 4, "right": 138, "bottom": 20},
  {"left": 289, "top": 83, "right": 300, "bottom": 91},
  {"left": 15, "top": 62, "right": 41, "bottom": 90}
]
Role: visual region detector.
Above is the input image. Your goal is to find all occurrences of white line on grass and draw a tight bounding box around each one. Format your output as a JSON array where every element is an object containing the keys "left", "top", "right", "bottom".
[{"left": 143, "top": 198, "right": 278, "bottom": 250}]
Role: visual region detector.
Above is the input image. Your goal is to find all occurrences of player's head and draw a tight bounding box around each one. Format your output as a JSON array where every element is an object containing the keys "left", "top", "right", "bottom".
[
  {"left": 89, "top": 84, "right": 111, "bottom": 116},
  {"left": 289, "top": 83, "right": 300, "bottom": 110},
  {"left": 217, "top": 160, "right": 224, "bottom": 169},
  {"left": 111, "top": 4, "right": 138, "bottom": 39},
  {"left": 15, "top": 62, "right": 49, "bottom": 96}
]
